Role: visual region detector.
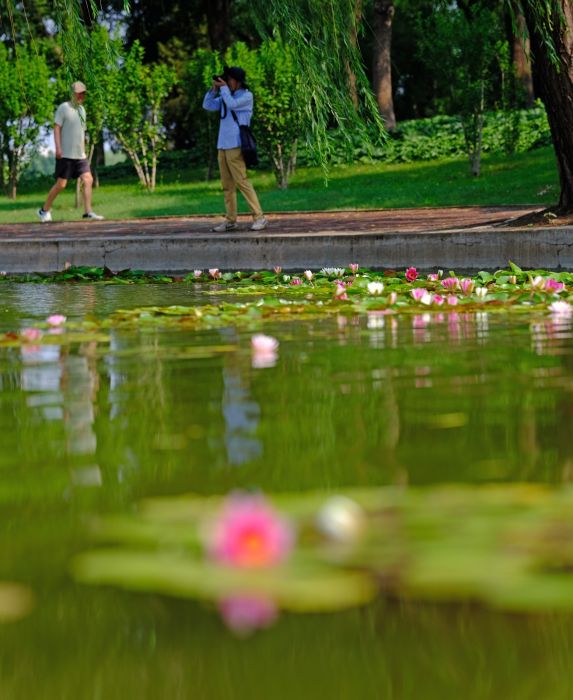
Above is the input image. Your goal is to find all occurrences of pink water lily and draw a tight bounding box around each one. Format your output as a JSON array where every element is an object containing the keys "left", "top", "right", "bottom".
[
  {"left": 545, "top": 278, "right": 565, "bottom": 293},
  {"left": 219, "top": 595, "right": 278, "bottom": 636},
  {"left": 21, "top": 328, "right": 42, "bottom": 342},
  {"left": 349, "top": 263, "right": 359, "bottom": 274},
  {"left": 447, "top": 295, "right": 459, "bottom": 306},
  {"left": 334, "top": 283, "right": 347, "bottom": 298},
  {"left": 460, "top": 278, "right": 474, "bottom": 295},
  {"left": 207, "top": 493, "right": 294, "bottom": 568},
  {"left": 427, "top": 273, "right": 440, "bottom": 281},
  {"left": 290, "top": 278, "right": 302, "bottom": 286},
  {"left": 251, "top": 334, "right": 279, "bottom": 353},
  {"left": 209, "top": 268, "right": 221, "bottom": 279},
  {"left": 193, "top": 269, "right": 203, "bottom": 278},
  {"left": 46, "top": 314, "right": 66, "bottom": 327},
  {"left": 405, "top": 267, "right": 418, "bottom": 282},
  {"left": 433, "top": 295, "right": 445, "bottom": 306},
  {"left": 441, "top": 277, "right": 459, "bottom": 291},
  {"left": 411, "top": 287, "right": 427, "bottom": 301},
  {"left": 549, "top": 301, "right": 573, "bottom": 317}
]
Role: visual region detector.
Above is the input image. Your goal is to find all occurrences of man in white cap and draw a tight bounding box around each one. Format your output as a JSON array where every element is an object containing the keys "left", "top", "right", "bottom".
[{"left": 37, "top": 81, "right": 104, "bottom": 222}]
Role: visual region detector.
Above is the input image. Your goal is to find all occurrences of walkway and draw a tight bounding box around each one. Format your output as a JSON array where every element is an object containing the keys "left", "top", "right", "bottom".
[{"left": 0, "top": 206, "right": 570, "bottom": 272}]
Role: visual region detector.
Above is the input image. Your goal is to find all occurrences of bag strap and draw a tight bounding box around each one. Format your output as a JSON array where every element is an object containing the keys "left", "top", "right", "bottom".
[{"left": 230, "top": 109, "right": 239, "bottom": 125}]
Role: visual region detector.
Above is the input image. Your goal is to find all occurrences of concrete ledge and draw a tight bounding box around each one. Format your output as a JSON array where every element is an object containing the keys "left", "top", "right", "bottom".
[{"left": 0, "top": 226, "right": 572, "bottom": 272}]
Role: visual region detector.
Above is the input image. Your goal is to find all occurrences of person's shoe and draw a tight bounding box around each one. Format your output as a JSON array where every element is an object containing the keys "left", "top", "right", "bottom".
[
  {"left": 250, "top": 218, "right": 268, "bottom": 231},
  {"left": 83, "top": 212, "right": 105, "bottom": 221},
  {"left": 211, "top": 221, "right": 238, "bottom": 232},
  {"left": 37, "top": 208, "right": 52, "bottom": 223}
]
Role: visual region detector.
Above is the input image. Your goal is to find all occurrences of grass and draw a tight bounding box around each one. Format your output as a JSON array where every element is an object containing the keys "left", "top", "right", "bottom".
[{"left": 0, "top": 147, "right": 558, "bottom": 224}]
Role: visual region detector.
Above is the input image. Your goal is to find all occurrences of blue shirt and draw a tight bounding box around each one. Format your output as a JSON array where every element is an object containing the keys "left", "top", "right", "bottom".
[{"left": 202, "top": 86, "right": 253, "bottom": 150}]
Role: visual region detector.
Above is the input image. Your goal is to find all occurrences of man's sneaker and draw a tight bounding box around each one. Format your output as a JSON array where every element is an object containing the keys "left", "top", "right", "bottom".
[
  {"left": 37, "top": 208, "right": 52, "bottom": 223},
  {"left": 83, "top": 212, "right": 105, "bottom": 221},
  {"left": 211, "top": 221, "right": 238, "bottom": 232},
  {"left": 250, "top": 218, "right": 268, "bottom": 231}
]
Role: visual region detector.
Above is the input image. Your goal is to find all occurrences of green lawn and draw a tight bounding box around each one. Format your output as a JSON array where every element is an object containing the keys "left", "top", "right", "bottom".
[{"left": 0, "top": 147, "right": 558, "bottom": 224}]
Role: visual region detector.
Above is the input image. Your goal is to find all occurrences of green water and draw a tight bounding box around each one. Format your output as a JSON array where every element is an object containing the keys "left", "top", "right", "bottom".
[{"left": 1, "top": 283, "right": 573, "bottom": 698}]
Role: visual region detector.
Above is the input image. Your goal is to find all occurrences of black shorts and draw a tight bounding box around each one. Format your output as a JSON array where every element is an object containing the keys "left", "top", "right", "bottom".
[{"left": 54, "top": 158, "right": 90, "bottom": 181}]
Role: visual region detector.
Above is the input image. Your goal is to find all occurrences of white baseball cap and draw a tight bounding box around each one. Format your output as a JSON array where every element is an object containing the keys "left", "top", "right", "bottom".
[{"left": 71, "top": 81, "right": 87, "bottom": 93}]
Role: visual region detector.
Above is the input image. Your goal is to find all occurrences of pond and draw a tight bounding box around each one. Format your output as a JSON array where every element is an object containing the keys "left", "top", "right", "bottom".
[{"left": 1, "top": 277, "right": 573, "bottom": 698}]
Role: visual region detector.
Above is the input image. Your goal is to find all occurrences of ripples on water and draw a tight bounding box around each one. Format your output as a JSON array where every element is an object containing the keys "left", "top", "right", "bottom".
[{"left": 1, "top": 283, "right": 573, "bottom": 697}]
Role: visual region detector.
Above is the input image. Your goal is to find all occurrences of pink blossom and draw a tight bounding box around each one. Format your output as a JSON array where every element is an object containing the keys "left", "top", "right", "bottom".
[
  {"left": 21, "top": 328, "right": 42, "bottom": 342},
  {"left": 405, "top": 267, "right": 418, "bottom": 282},
  {"left": 433, "top": 295, "right": 445, "bottom": 306},
  {"left": 209, "top": 268, "right": 221, "bottom": 279},
  {"left": 193, "top": 270, "right": 203, "bottom": 278},
  {"left": 549, "top": 301, "right": 573, "bottom": 317},
  {"left": 46, "top": 314, "right": 66, "bottom": 327},
  {"left": 447, "top": 296, "right": 459, "bottom": 306},
  {"left": 207, "top": 494, "right": 294, "bottom": 568},
  {"left": 441, "top": 277, "right": 459, "bottom": 291},
  {"left": 251, "top": 334, "right": 279, "bottom": 353},
  {"left": 427, "top": 273, "right": 439, "bottom": 281},
  {"left": 334, "top": 283, "right": 347, "bottom": 298},
  {"left": 460, "top": 278, "right": 474, "bottom": 295},
  {"left": 411, "top": 288, "right": 427, "bottom": 301},
  {"left": 219, "top": 595, "right": 278, "bottom": 636},
  {"left": 349, "top": 263, "right": 359, "bottom": 274},
  {"left": 290, "top": 278, "right": 302, "bottom": 286},
  {"left": 545, "top": 278, "right": 565, "bottom": 293},
  {"left": 273, "top": 266, "right": 282, "bottom": 275}
]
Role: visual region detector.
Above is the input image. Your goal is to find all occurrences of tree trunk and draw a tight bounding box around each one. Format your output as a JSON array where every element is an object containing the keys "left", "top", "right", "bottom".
[
  {"left": 372, "top": 0, "right": 396, "bottom": 130},
  {"left": 347, "top": 0, "right": 363, "bottom": 108},
  {"left": 522, "top": 2, "right": 573, "bottom": 212},
  {"left": 508, "top": 6, "right": 535, "bottom": 106},
  {"left": 204, "top": 0, "right": 231, "bottom": 51}
]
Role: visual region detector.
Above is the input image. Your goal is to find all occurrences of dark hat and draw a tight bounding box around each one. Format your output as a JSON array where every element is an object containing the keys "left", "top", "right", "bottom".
[{"left": 223, "top": 66, "right": 247, "bottom": 84}]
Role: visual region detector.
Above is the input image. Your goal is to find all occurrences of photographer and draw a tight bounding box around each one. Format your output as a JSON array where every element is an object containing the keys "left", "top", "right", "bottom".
[{"left": 203, "top": 66, "right": 267, "bottom": 232}]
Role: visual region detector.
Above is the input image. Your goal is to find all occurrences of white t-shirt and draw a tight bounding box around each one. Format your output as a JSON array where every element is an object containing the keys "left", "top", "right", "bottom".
[{"left": 54, "top": 101, "right": 87, "bottom": 159}]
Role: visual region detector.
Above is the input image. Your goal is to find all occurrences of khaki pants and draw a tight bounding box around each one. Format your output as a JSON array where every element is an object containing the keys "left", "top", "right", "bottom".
[{"left": 218, "top": 147, "right": 263, "bottom": 223}]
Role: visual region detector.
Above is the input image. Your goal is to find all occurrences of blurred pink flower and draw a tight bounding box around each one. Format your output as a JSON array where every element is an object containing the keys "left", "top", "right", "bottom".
[
  {"left": 460, "top": 278, "right": 474, "bottom": 295},
  {"left": 447, "top": 295, "right": 459, "bottom": 306},
  {"left": 21, "top": 328, "right": 42, "bottom": 342},
  {"left": 545, "top": 278, "right": 565, "bottom": 293},
  {"left": 405, "top": 267, "right": 418, "bottom": 282},
  {"left": 349, "top": 263, "right": 359, "bottom": 274},
  {"left": 411, "top": 288, "right": 427, "bottom": 301},
  {"left": 433, "top": 295, "right": 445, "bottom": 306},
  {"left": 193, "top": 270, "right": 203, "bottom": 278},
  {"left": 209, "top": 268, "right": 221, "bottom": 279},
  {"left": 251, "top": 334, "right": 279, "bottom": 353},
  {"left": 441, "top": 277, "right": 459, "bottom": 291},
  {"left": 334, "top": 283, "right": 347, "bottom": 298},
  {"left": 427, "top": 273, "right": 439, "bottom": 281},
  {"left": 273, "top": 266, "right": 282, "bottom": 274},
  {"left": 207, "top": 494, "right": 294, "bottom": 568},
  {"left": 290, "top": 278, "right": 302, "bottom": 286},
  {"left": 46, "top": 314, "right": 66, "bottom": 327},
  {"left": 219, "top": 595, "right": 278, "bottom": 636}
]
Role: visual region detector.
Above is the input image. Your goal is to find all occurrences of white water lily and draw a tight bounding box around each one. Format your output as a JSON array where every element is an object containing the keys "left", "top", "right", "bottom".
[
  {"left": 420, "top": 292, "right": 433, "bottom": 305},
  {"left": 367, "top": 281, "right": 384, "bottom": 295},
  {"left": 530, "top": 275, "right": 545, "bottom": 290},
  {"left": 475, "top": 287, "right": 488, "bottom": 299},
  {"left": 320, "top": 267, "right": 345, "bottom": 278},
  {"left": 304, "top": 270, "right": 314, "bottom": 281}
]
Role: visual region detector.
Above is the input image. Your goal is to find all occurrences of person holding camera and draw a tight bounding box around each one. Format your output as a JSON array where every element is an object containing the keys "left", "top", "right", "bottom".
[{"left": 203, "top": 66, "right": 267, "bottom": 232}]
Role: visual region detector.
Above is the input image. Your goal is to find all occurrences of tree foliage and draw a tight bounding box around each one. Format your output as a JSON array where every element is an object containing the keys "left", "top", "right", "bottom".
[
  {"left": 106, "top": 41, "right": 176, "bottom": 191},
  {"left": 0, "top": 41, "right": 53, "bottom": 199}
]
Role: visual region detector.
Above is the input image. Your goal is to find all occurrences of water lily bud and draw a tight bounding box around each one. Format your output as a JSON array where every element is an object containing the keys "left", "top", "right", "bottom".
[
  {"left": 508, "top": 275, "right": 517, "bottom": 285},
  {"left": 315, "top": 496, "right": 366, "bottom": 544}
]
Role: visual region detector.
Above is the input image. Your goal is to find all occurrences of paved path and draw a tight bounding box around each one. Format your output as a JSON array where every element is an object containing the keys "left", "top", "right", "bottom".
[{"left": 0, "top": 206, "right": 572, "bottom": 272}]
